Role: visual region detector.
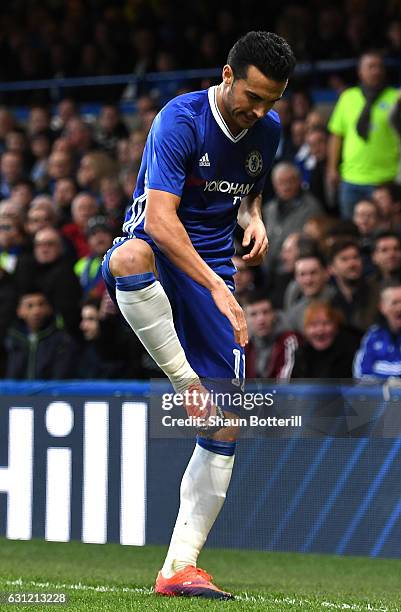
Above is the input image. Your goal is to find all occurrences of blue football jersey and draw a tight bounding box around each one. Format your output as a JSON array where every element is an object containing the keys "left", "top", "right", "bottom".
[{"left": 122, "top": 86, "right": 281, "bottom": 277}]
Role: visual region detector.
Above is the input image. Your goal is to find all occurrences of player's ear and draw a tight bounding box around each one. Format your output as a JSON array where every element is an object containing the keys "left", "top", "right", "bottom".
[{"left": 222, "top": 65, "right": 233, "bottom": 85}]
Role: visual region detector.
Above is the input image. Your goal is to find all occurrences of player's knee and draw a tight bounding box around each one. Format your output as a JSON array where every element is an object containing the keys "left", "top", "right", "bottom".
[
  {"left": 109, "top": 239, "right": 155, "bottom": 277},
  {"left": 211, "top": 427, "right": 239, "bottom": 442},
  {"left": 200, "top": 415, "right": 239, "bottom": 442}
]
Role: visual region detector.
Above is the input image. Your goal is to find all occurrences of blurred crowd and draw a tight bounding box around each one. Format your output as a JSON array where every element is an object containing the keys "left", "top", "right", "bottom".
[
  {"left": 2, "top": 6, "right": 401, "bottom": 381},
  {"left": 2, "top": 0, "right": 401, "bottom": 104}
]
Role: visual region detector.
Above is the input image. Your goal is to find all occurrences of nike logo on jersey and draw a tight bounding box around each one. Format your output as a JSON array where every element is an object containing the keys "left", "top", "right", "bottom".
[{"left": 199, "top": 153, "right": 210, "bottom": 167}]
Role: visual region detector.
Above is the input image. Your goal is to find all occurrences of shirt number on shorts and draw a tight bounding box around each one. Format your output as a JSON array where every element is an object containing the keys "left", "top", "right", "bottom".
[{"left": 232, "top": 348, "right": 245, "bottom": 389}]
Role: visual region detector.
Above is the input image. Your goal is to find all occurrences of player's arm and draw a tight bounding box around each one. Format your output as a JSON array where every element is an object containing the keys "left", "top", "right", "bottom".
[
  {"left": 237, "top": 193, "right": 268, "bottom": 266},
  {"left": 145, "top": 189, "right": 248, "bottom": 347}
]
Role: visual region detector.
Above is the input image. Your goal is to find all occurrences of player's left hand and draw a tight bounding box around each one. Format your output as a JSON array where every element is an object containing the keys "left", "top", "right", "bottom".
[{"left": 242, "top": 219, "right": 268, "bottom": 266}]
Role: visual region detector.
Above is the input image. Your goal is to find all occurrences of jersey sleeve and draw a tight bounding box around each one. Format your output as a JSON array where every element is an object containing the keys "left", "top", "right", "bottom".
[
  {"left": 144, "top": 106, "right": 196, "bottom": 197},
  {"left": 328, "top": 92, "right": 348, "bottom": 137}
]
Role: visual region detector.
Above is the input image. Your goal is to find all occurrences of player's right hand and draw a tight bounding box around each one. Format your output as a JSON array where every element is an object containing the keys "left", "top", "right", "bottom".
[{"left": 210, "top": 281, "right": 248, "bottom": 347}]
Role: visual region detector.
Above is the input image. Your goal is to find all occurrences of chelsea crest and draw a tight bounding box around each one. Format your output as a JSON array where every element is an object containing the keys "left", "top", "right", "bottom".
[{"left": 245, "top": 150, "right": 263, "bottom": 177}]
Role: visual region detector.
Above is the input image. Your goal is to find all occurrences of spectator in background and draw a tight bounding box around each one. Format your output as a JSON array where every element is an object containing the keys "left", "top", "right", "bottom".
[
  {"left": 291, "top": 301, "right": 361, "bottom": 378},
  {"left": 53, "top": 177, "right": 77, "bottom": 226},
  {"left": 78, "top": 297, "right": 147, "bottom": 379},
  {"left": 24, "top": 200, "right": 58, "bottom": 239},
  {"left": 328, "top": 238, "right": 379, "bottom": 333},
  {"left": 353, "top": 199, "right": 379, "bottom": 244},
  {"left": 243, "top": 290, "right": 301, "bottom": 379},
  {"left": 65, "top": 117, "right": 96, "bottom": 160},
  {"left": 10, "top": 179, "right": 35, "bottom": 211},
  {"left": 0, "top": 151, "right": 25, "bottom": 199},
  {"left": 61, "top": 192, "right": 98, "bottom": 258},
  {"left": 116, "top": 138, "right": 130, "bottom": 174},
  {"left": 263, "top": 162, "right": 322, "bottom": 274},
  {"left": 0, "top": 217, "right": 28, "bottom": 275},
  {"left": 0, "top": 108, "right": 15, "bottom": 154},
  {"left": 291, "top": 89, "right": 313, "bottom": 121},
  {"left": 51, "top": 98, "right": 78, "bottom": 134},
  {"left": 46, "top": 149, "right": 74, "bottom": 194},
  {"left": 99, "top": 176, "right": 127, "bottom": 230},
  {"left": 352, "top": 199, "right": 379, "bottom": 270},
  {"left": 307, "top": 6, "right": 348, "bottom": 60},
  {"left": 74, "top": 216, "right": 113, "bottom": 299},
  {"left": 384, "top": 19, "right": 401, "bottom": 58},
  {"left": 128, "top": 94, "right": 159, "bottom": 130},
  {"left": 77, "top": 151, "right": 117, "bottom": 198},
  {"left": 0, "top": 200, "right": 25, "bottom": 224},
  {"left": 265, "top": 232, "right": 300, "bottom": 309},
  {"left": 233, "top": 255, "right": 255, "bottom": 304},
  {"left": 5, "top": 127, "right": 33, "bottom": 173},
  {"left": 305, "top": 126, "right": 334, "bottom": 213},
  {"left": 371, "top": 231, "right": 401, "bottom": 283},
  {"left": 15, "top": 227, "right": 82, "bottom": 337},
  {"left": 120, "top": 168, "right": 138, "bottom": 202},
  {"left": 95, "top": 104, "right": 128, "bottom": 154},
  {"left": 0, "top": 266, "right": 17, "bottom": 375},
  {"left": 327, "top": 52, "right": 400, "bottom": 218},
  {"left": 302, "top": 215, "right": 338, "bottom": 255},
  {"left": 129, "top": 129, "right": 148, "bottom": 168},
  {"left": 30, "top": 131, "right": 51, "bottom": 190},
  {"left": 284, "top": 252, "right": 335, "bottom": 332},
  {"left": 4, "top": 289, "right": 78, "bottom": 380},
  {"left": 273, "top": 98, "right": 294, "bottom": 162},
  {"left": 290, "top": 119, "right": 307, "bottom": 165},
  {"left": 305, "top": 110, "right": 326, "bottom": 131},
  {"left": 371, "top": 182, "right": 401, "bottom": 231},
  {"left": 27, "top": 106, "right": 51, "bottom": 138},
  {"left": 354, "top": 199, "right": 380, "bottom": 268},
  {"left": 79, "top": 297, "right": 122, "bottom": 378},
  {"left": 354, "top": 280, "right": 401, "bottom": 379}
]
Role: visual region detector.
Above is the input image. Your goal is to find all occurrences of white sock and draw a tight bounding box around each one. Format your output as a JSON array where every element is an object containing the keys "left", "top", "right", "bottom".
[
  {"left": 161, "top": 441, "right": 235, "bottom": 578},
  {"left": 116, "top": 281, "right": 198, "bottom": 393}
]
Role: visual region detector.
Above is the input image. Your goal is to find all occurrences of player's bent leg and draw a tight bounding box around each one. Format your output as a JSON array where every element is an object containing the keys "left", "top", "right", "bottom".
[
  {"left": 109, "top": 237, "right": 157, "bottom": 277},
  {"left": 105, "top": 239, "right": 199, "bottom": 394},
  {"left": 154, "top": 269, "right": 244, "bottom": 596}
]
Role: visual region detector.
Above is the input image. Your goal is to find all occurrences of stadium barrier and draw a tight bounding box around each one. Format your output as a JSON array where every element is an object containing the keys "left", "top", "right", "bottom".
[
  {"left": 1, "top": 381, "right": 401, "bottom": 559},
  {"left": 3, "top": 56, "right": 401, "bottom": 118},
  {"left": 1, "top": 58, "right": 400, "bottom": 94}
]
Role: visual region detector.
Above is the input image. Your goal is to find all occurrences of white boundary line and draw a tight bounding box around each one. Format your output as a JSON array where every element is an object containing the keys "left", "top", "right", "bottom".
[{"left": 4, "top": 578, "right": 392, "bottom": 611}]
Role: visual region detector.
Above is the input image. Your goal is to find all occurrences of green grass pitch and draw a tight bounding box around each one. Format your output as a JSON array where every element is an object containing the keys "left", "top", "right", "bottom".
[{"left": 0, "top": 538, "right": 400, "bottom": 611}]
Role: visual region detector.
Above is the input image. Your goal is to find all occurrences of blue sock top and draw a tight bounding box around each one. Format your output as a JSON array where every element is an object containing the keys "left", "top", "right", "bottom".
[
  {"left": 196, "top": 435, "right": 236, "bottom": 456},
  {"left": 116, "top": 272, "right": 156, "bottom": 291}
]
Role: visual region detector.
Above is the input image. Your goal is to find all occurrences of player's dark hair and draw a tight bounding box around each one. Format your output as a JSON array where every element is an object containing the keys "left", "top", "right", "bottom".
[{"left": 227, "top": 31, "right": 296, "bottom": 82}]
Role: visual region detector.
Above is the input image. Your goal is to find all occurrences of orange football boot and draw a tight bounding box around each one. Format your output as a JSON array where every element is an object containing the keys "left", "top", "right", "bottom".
[{"left": 154, "top": 565, "right": 234, "bottom": 600}]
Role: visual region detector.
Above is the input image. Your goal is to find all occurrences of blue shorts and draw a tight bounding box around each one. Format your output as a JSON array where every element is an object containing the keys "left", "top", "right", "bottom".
[{"left": 102, "top": 239, "right": 245, "bottom": 382}]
